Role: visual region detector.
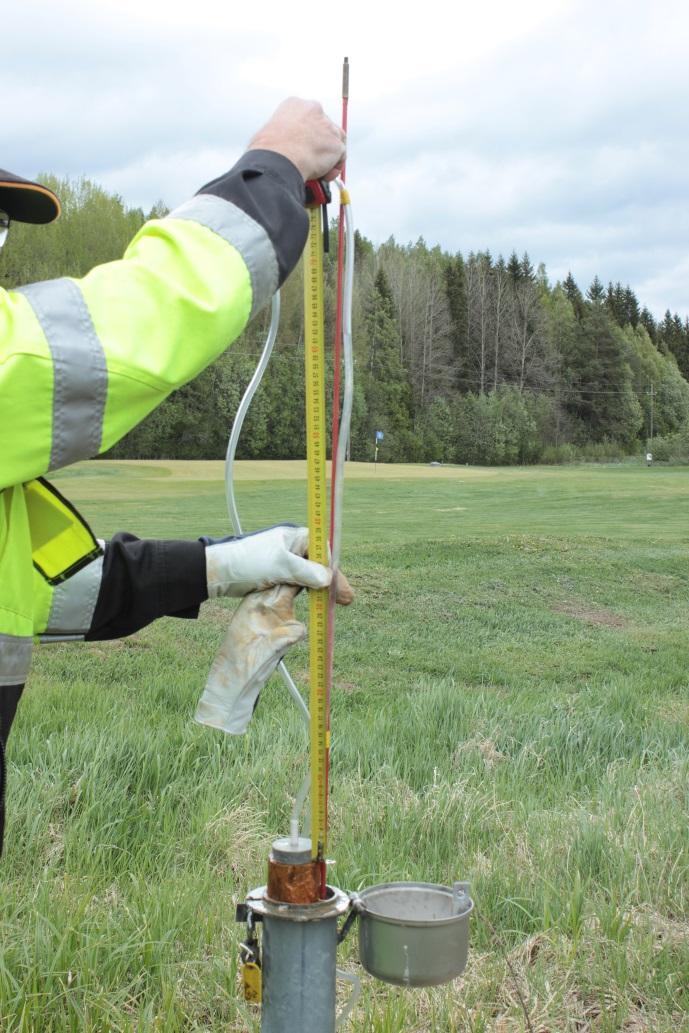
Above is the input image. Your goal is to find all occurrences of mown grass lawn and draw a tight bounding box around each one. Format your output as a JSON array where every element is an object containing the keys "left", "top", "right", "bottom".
[{"left": 2, "top": 460, "right": 688, "bottom": 1031}]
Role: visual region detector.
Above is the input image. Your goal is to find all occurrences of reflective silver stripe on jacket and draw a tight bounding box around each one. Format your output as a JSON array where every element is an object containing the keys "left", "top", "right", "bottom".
[
  {"left": 170, "top": 196, "right": 278, "bottom": 321},
  {"left": 0, "top": 633, "right": 32, "bottom": 686},
  {"left": 44, "top": 547, "right": 105, "bottom": 637},
  {"left": 18, "top": 278, "right": 108, "bottom": 471}
]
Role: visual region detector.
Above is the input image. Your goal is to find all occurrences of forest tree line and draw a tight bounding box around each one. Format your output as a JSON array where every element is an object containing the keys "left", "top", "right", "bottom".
[{"left": 3, "top": 174, "right": 689, "bottom": 465}]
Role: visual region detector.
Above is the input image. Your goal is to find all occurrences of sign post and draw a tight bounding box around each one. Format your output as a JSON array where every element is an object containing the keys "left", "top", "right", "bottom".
[{"left": 374, "top": 430, "right": 384, "bottom": 470}]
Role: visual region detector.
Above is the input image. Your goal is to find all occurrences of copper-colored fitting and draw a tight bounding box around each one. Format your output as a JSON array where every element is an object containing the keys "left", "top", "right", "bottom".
[{"left": 267, "top": 856, "right": 321, "bottom": 904}]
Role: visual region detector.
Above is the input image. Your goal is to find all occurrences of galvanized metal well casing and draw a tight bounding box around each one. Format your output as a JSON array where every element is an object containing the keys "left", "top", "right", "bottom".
[
  {"left": 356, "top": 881, "right": 473, "bottom": 987},
  {"left": 246, "top": 885, "right": 350, "bottom": 1033}
]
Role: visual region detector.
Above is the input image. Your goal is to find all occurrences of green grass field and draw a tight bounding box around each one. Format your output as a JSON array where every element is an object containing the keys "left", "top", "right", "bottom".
[{"left": 2, "top": 460, "right": 689, "bottom": 1031}]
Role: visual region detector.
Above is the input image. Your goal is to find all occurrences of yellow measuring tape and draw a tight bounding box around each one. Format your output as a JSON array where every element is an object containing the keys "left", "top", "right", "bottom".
[{"left": 304, "top": 205, "right": 329, "bottom": 863}]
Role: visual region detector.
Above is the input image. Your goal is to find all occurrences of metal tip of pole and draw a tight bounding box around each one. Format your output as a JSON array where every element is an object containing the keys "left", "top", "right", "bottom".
[{"left": 342, "top": 57, "right": 349, "bottom": 98}]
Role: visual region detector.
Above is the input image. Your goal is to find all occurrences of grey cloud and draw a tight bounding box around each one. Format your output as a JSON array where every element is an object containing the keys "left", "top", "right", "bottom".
[
  {"left": 2, "top": 4, "right": 272, "bottom": 176},
  {"left": 347, "top": 3, "right": 689, "bottom": 316},
  {"left": 2, "top": 0, "right": 687, "bottom": 318}
]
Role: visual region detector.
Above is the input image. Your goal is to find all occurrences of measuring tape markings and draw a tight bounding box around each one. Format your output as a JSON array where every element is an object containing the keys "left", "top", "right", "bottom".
[{"left": 304, "top": 205, "right": 329, "bottom": 861}]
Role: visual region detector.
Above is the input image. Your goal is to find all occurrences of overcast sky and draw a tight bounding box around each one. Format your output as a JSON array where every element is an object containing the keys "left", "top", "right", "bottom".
[{"left": 3, "top": 0, "right": 688, "bottom": 317}]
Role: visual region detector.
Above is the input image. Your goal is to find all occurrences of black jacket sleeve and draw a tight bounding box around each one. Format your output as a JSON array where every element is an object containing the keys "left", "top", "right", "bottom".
[
  {"left": 198, "top": 150, "right": 308, "bottom": 287},
  {"left": 85, "top": 534, "right": 209, "bottom": 642}
]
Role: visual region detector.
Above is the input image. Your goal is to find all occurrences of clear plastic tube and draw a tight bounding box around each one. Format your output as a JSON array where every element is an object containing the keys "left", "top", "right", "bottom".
[
  {"left": 330, "top": 184, "right": 355, "bottom": 571},
  {"left": 291, "top": 771, "right": 311, "bottom": 837},
  {"left": 222, "top": 293, "right": 311, "bottom": 728},
  {"left": 335, "top": 968, "right": 362, "bottom": 1027},
  {"left": 224, "top": 292, "right": 280, "bottom": 534}
]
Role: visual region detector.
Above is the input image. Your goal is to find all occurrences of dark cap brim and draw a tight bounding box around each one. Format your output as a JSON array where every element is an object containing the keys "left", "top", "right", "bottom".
[{"left": 0, "top": 169, "right": 61, "bottom": 224}]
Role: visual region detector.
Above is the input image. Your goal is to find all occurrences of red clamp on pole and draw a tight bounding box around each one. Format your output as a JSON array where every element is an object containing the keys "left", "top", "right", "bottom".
[
  {"left": 304, "top": 179, "right": 332, "bottom": 208},
  {"left": 305, "top": 179, "right": 331, "bottom": 253}
]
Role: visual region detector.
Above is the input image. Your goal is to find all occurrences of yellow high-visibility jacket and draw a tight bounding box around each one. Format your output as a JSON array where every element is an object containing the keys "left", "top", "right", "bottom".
[{"left": 0, "top": 150, "right": 308, "bottom": 689}]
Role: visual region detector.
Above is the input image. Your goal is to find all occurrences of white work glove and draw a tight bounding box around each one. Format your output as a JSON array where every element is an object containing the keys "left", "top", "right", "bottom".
[
  {"left": 195, "top": 569, "right": 354, "bottom": 736},
  {"left": 195, "top": 583, "right": 304, "bottom": 734},
  {"left": 205, "top": 525, "right": 331, "bottom": 598}
]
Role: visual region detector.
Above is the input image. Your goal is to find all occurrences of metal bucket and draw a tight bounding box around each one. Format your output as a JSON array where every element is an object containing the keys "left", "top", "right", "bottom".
[{"left": 355, "top": 881, "right": 472, "bottom": 987}]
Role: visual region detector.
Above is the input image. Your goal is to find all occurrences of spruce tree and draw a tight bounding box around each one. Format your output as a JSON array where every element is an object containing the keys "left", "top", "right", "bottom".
[
  {"left": 587, "top": 275, "right": 605, "bottom": 304},
  {"left": 563, "top": 272, "right": 584, "bottom": 318},
  {"left": 507, "top": 251, "right": 522, "bottom": 283},
  {"left": 639, "top": 307, "right": 657, "bottom": 342},
  {"left": 563, "top": 305, "right": 642, "bottom": 444},
  {"left": 623, "top": 286, "right": 640, "bottom": 327},
  {"left": 660, "top": 311, "right": 689, "bottom": 379},
  {"left": 604, "top": 282, "right": 624, "bottom": 325},
  {"left": 520, "top": 252, "right": 535, "bottom": 282},
  {"left": 444, "top": 253, "right": 469, "bottom": 382},
  {"left": 354, "top": 229, "right": 375, "bottom": 266},
  {"left": 604, "top": 281, "right": 637, "bottom": 327},
  {"left": 354, "top": 268, "right": 416, "bottom": 461}
]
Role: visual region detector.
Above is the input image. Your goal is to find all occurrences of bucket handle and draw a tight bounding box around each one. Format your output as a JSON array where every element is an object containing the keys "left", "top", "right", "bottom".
[{"left": 337, "top": 894, "right": 361, "bottom": 944}]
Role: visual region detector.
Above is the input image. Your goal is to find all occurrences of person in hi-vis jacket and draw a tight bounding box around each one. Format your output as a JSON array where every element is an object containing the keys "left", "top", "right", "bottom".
[{"left": 0, "top": 98, "right": 346, "bottom": 854}]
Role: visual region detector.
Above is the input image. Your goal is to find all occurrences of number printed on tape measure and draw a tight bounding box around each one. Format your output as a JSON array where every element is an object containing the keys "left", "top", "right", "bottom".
[{"left": 304, "top": 207, "right": 329, "bottom": 857}]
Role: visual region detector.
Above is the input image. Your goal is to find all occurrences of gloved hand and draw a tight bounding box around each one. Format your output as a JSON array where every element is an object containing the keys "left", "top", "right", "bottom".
[
  {"left": 196, "top": 569, "right": 354, "bottom": 735},
  {"left": 205, "top": 525, "right": 331, "bottom": 598}
]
